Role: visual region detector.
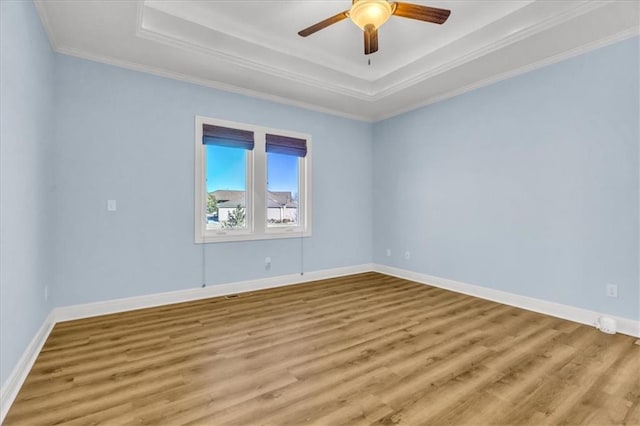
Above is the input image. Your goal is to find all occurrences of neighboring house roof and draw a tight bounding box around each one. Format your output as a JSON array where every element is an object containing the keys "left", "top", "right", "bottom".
[
  {"left": 211, "top": 190, "right": 297, "bottom": 209},
  {"left": 211, "top": 190, "right": 245, "bottom": 208},
  {"left": 267, "top": 191, "right": 297, "bottom": 208}
]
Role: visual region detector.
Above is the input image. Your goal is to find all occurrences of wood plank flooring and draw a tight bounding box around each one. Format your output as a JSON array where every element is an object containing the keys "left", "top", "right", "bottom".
[{"left": 4, "top": 272, "right": 639, "bottom": 425}]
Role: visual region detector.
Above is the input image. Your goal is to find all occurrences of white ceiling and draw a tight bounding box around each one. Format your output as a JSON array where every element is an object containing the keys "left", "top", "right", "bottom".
[{"left": 36, "top": 0, "right": 639, "bottom": 121}]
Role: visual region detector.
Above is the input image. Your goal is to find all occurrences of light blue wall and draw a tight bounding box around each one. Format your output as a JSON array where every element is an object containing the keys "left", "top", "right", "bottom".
[
  {"left": 0, "top": 1, "right": 55, "bottom": 386},
  {"left": 2, "top": 1, "right": 638, "bottom": 394},
  {"left": 52, "top": 55, "right": 373, "bottom": 307},
  {"left": 373, "top": 37, "right": 640, "bottom": 320}
]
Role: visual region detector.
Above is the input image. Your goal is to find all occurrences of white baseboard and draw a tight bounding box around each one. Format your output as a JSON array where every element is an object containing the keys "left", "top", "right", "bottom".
[
  {"left": 373, "top": 264, "right": 640, "bottom": 338},
  {"left": 0, "top": 263, "right": 373, "bottom": 423},
  {"left": 3, "top": 262, "right": 638, "bottom": 423},
  {"left": 53, "top": 263, "right": 375, "bottom": 322},
  {"left": 0, "top": 311, "right": 56, "bottom": 422}
]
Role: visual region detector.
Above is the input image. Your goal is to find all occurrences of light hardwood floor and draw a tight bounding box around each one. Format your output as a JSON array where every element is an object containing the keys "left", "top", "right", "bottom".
[{"left": 4, "top": 272, "right": 639, "bottom": 425}]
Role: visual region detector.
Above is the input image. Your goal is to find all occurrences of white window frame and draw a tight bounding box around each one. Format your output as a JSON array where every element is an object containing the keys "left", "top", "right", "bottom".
[{"left": 195, "top": 116, "right": 312, "bottom": 243}]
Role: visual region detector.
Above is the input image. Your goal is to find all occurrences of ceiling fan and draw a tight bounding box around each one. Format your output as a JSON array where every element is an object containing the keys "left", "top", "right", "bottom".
[{"left": 298, "top": 0, "right": 451, "bottom": 55}]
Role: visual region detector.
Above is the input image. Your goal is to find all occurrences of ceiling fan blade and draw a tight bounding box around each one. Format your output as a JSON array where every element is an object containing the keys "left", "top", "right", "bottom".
[
  {"left": 298, "top": 10, "right": 349, "bottom": 37},
  {"left": 363, "top": 24, "right": 378, "bottom": 55},
  {"left": 392, "top": 2, "right": 451, "bottom": 24}
]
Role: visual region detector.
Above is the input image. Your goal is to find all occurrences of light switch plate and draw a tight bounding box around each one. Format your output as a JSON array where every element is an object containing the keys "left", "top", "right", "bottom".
[{"left": 606, "top": 283, "right": 618, "bottom": 298}]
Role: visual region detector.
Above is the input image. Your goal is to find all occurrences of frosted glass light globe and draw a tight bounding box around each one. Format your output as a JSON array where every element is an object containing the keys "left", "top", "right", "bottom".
[{"left": 349, "top": 0, "right": 393, "bottom": 30}]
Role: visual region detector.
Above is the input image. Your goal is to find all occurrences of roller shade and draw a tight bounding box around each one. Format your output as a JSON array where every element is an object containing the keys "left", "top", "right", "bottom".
[
  {"left": 266, "top": 134, "right": 307, "bottom": 158},
  {"left": 203, "top": 124, "right": 254, "bottom": 150}
]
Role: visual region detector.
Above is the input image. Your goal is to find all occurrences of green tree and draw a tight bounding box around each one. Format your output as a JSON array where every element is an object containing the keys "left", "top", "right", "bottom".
[
  {"left": 207, "top": 193, "right": 218, "bottom": 215},
  {"left": 223, "top": 204, "right": 246, "bottom": 229}
]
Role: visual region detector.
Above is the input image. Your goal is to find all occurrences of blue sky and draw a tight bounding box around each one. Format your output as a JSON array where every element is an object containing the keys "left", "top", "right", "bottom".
[{"left": 206, "top": 145, "right": 298, "bottom": 195}]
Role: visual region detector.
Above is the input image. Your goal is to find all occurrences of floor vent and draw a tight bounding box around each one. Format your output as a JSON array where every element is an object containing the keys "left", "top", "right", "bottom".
[{"left": 225, "top": 294, "right": 240, "bottom": 299}]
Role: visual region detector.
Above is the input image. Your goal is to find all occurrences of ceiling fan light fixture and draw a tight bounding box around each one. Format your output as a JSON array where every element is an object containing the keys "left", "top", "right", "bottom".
[
  {"left": 297, "top": 1, "right": 451, "bottom": 56},
  {"left": 349, "top": 0, "right": 393, "bottom": 30}
]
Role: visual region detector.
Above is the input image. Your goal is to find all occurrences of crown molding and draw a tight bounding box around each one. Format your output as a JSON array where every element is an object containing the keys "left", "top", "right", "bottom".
[
  {"left": 135, "top": 0, "right": 611, "bottom": 101},
  {"left": 33, "top": 0, "right": 59, "bottom": 51},
  {"left": 374, "top": 25, "right": 640, "bottom": 121},
  {"left": 136, "top": 2, "right": 373, "bottom": 100},
  {"left": 135, "top": 27, "right": 374, "bottom": 101},
  {"left": 35, "top": 0, "right": 638, "bottom": 122},
  {"left": 139, "top": 1, "right": 370, "bottom": 82},
  {"left": 54, "top": 45, "right": 373, "bottom": 123},
  {"left": 371, "top": 0, "right": 609, "bottom": 99},
  {"left": 53, "top": 22, "right": 639, "bottom": 125}
]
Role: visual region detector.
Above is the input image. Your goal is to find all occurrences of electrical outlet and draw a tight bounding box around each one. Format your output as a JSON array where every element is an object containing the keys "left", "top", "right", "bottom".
[
  {"left": 386, "top": 249, "right": 391, "bottom": 257},
  {"left": 44, "top": 285, "right": 49, "bottom": 302},
  {"left": 265, "top": 257, "right": 271, "bottom": 270},
  {"left": 107, "top": 199, "right": 117, "bottom": 211},
  {"left": 606, "top": 283, "right": 618, "bottom": 298},
  {"left": 404, "top": 251, "right": 411, "bottom": 260}
]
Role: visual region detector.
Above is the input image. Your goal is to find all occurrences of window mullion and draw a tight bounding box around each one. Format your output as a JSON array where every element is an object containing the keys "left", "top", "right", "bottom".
[{"left": 253, "top": 131, "right": 267, "bottom": 235}]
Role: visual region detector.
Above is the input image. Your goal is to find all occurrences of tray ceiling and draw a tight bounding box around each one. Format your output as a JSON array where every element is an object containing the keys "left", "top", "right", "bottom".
[{"left": 36, "top": 0, "right": 639, "bottom": 121}]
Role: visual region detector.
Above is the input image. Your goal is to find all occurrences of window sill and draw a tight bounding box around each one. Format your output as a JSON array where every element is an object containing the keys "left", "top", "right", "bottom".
[{"left": 196, "top": 230, "right": 312, "bottom": 244}]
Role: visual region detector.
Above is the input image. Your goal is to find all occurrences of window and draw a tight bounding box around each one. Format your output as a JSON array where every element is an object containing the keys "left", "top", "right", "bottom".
[
  {"left": 266, "top": 133, "right": 307, "bottom": 229},
  {"left": 195, "top": 116, "right": 311, "bottom": 243}
]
